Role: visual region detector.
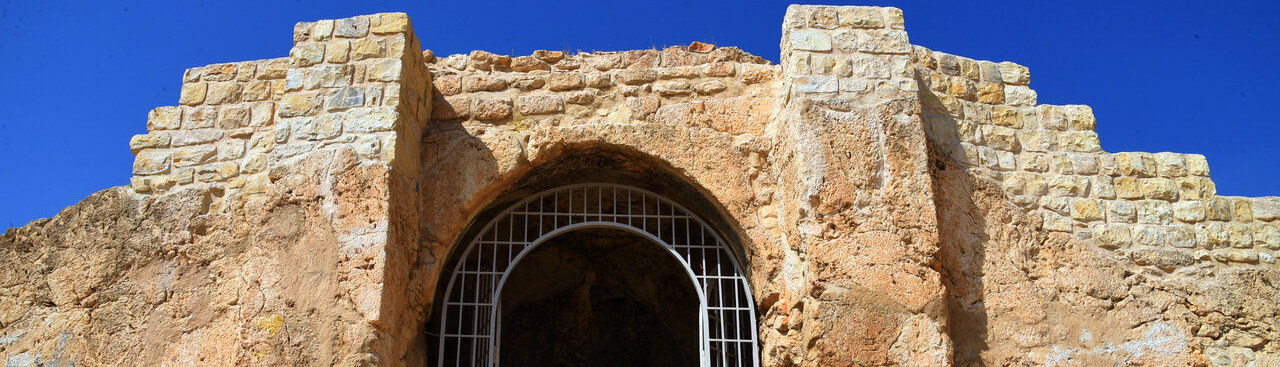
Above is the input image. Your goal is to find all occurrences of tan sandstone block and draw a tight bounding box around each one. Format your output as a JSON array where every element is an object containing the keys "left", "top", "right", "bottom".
[
  {"left": 838, "top": 7, "right": 885, "bottom": 28},
  {"left": 147, "top": 106, "right": 182, "bottom": 130},
  {"left": 474, "top": 97, "right": 513, "bottom": 121},
  {"left": 1141, "top": 178, "right": 1178, "bottom": 201},
  {"left": 132, "top": 151, "right": 170, "bottom": 175},
  {"left": 1071, "top": 199, "right": 1103, "bottom": 222},
  {"left": 129, "top": 134, "right": 170, "bottom": 154},
  {"left": 517, "top": 95, "right": 564, "bottom": 115},
  {"left": 279, "top": 92, "right": 323, "bottom": 118},
  {"left": 1116, "top": 177, "right": 1142, "bottom": 199},
  {"left": 1172, "top": 201, "right": 1205, "bottom": 223},
  {"left": 1093, "top": 223, "right": 1131, "bottom": 249},
  {"left": 371, "top": 13, "right": 409, "bottom": 34},
  {"left": 179, "top": 83, "right": 207, "bottom": 106}
]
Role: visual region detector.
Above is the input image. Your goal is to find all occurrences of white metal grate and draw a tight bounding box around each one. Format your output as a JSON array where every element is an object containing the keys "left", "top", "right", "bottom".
[{"left": 437, "top": 183, "right": 759, "bottom": 367}]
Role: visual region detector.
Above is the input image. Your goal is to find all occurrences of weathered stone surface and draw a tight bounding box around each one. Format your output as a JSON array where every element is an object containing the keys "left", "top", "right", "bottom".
[{"left": 9, "top": 8, "right": 1280, "bottom": 367}]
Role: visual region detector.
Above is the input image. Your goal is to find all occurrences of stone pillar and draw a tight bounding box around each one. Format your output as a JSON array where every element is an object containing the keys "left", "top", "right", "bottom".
[
  {"left": 283, "top": 13, "right": 433, "bottom": 366},
  {"left": 772, "top": 5, "right": 951, "bottom": 366}
]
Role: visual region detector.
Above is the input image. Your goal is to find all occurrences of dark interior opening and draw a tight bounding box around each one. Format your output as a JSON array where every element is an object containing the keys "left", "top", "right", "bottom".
[{"left": 498, "top": 227, "right": 700, "bottom": 367}]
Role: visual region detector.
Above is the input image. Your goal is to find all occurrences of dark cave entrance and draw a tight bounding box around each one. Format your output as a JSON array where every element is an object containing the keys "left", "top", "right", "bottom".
[{"left": 497, "top": 227, "right": 700, "bottom": 367}]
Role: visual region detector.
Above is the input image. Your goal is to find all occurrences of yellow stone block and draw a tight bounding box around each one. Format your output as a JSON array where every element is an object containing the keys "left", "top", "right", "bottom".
[{"left": 179, "top": 82, "right": 207, "bottom": 106}]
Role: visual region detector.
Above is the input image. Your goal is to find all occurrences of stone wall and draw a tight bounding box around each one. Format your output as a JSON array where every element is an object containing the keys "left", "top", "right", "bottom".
[
  {"left": 914, "top": 32, "right": 1280, "bottom": 367},
  {"left": 2, "top": 5, "right": 1278, "bottom": 367},
  {"left": 915, "top": 46, "right": 1279, "bottom": 270}
]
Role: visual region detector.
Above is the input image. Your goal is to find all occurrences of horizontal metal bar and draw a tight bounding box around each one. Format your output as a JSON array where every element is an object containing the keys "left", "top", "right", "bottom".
[{"left": 506, "top": 212, "right": 692, "bottom": 219}]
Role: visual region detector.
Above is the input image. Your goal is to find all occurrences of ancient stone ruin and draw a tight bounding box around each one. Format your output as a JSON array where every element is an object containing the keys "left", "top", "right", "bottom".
[{"left": 2, "top": 5, "right": 1278, "bottom": 366}]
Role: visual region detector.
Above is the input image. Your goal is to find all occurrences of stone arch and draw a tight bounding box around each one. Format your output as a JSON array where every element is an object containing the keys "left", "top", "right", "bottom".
[{"left": 434, "top": 183, "right": 760, "bottom": 367}]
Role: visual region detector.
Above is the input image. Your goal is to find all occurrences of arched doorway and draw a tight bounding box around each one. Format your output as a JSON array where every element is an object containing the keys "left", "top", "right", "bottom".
[
  {"left": 498, "top": 227, "right": 700, "bottom": 367},
  {"left": 436, "top": 184, "right": 759, "bottom": 367}
]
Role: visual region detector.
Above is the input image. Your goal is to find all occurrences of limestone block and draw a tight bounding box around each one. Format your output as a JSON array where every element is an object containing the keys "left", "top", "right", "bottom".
[
  {"left": 334, "top": 16, "right": 369, "bottom": 38},
  {"left": 1233, "top": 198, "right": 1255, "bottom": 222},
  {"left": 1228, "top": 223, "right": 1253, "bottom": 248},
  {"left": 367, "top": 59, "right": 402, "bottom": 82},
  {"left": 1185, "top": 154, "right": 1210, "bottom": 176},
  {"left": 1044, "top": 212, "right": 1073, "bottom": 232},
  {"left": 371, "top": 13, "right": 409, "bottom": 34},
  {"left": 474, "top": 97, "right": 513, "bottom": 121},
  {"left": 218, "top": 106, "right": 249, "bottom": 128},
  {"left": 1116, "top": 153, "right": 1156, "bottom": 178},
  {"left": 998, "top": 62, "right": 1030, "bottom": 85},
  {"left": 1049, "top": 177, "right": 1088, "bottom": 197},
  {"left": 311, "top": 20, "right": 334, "bottom": 41},
  {"left": 258, "top": 58, "right": 289, "bottom": 80},
  {"left": 1167, "top": 226, "right": 1197, "bottom": 248},
  {"left": 1115, "top": 177, "right": 1142, "bottom": 199},
  {"left": 132, "top": 151, "right": 170, "bottom": 175},
  {"left": 468, "top": 50, "right": 511, "bottom": 71},
  {"left": 1153, "top": 153, "right": 1187, "bottom": 178},
  {"left": 653, "top": 81, "right": 692, "bottom": 96},
  {"left": 1141, "top": 178, "right": 1178, "bottom": 201},
  {"left": 1254, "top": 198, "right": 1280, "bottom": 221},
  {"left": 615, "top": 69, "right": 658, "bottom": 85},
  {"left": 172, "top": 146, "right": 217, "bottom": 167},
  {"left": 341, "top": 107, "right": 398, "bottom": 133},
  {"left": 1176, "top": 177, "right": 1204, "bottom": 200},
  {"left": 1093, "top": 177, "right": 1116, "bottom": 199},
  {"left": 172, "top": 131, "right": 224, "bottom": 147},
  {"left": 1039, "top": 106, "right": 1067, "bottom": 130},
  {"left": 837, "top": 7, "right": 885, "bottom": 28},
  {"left": 293, "top": 115, "right": 343, "bottom": 140},
  {"left": 1018, "top": 153, "right": 1050, "bottom": 172},
  {"left": 1071, "top": 199, "right": 1103, "bottom": 222},
  {"left": 1070, "top": 154, "right": 1099, "bottom": 175},
  {"left": 1138, "top": 200, "right": 1172, "bottom": 225},
  {"left": 789, "top": 30, "right": 832, "bottom": 51},
  {"left": 129, "top": 134, "right": 170, "bottom": 154},
  {"left": 1108, "top": 201, "right": 1136, "bottom": 223},
  {"left": 196, "top": 162, "right": 240, "bottom": 182},
  {"left": 1093, "top": 223, "right": 1131, "bottom": 249},
  {"left": 1130, "top": 248, "right": 1193, "bottom": 270},
  {"left": 279, "top": 91, "right": 324, "bottom": 118},
  {"left": 205, "top": 82, "right": 242, "bottom": 105},
  {"left": 1198, "top": 222, "right": 1230, "bottom": 248},
  {"left": 1003, "top": 85, "right": 1037, "bottom": 106},
  {"left": 179, "top": 82, "right": 207, "bottom": 106},
  {"left": 798, "top": 76, "right": 837, "bottom": 93},
  {"left": 1205, "top": 198, "right": 1233, "bottom": 222},
  {"left": 1213, "top": 249, "right": 1258, "bottom": 264},
  {"left": 517, "top": 95, "right": 565, "bottom": 115},
  {"left": 147, "top": 106, "right": 182, "bottom": 130},
  {"left": 659, "top": 66, "right": 700, "bottom": 79},
  {"left": 244, "top": 80, "right": 273, "bottom": 101},
  {"left": 202, "top": 63, "right": 238, "bottom": 82},
  {"left": 1255, "top": 224, "right": 1280, "bottom": 249},
  {"left": 216, "top": 140, "right": 245, "bottom": 161},
  {"left": 1017, "top": 130, "right": 1056, "bottom": 152},
  {"left": 328, "top": 87, "right": 365, "bottom": 111},
  {"left": 694, "top": 80, "right": 727, "bottom": 95},
  {"left": 976, "top": 82, "right": 1003, "bottom": 104},
  {"left": 566, "top": 91, "right": 595, "bottom": 105},
  {"left": 1172, "top": 201, "right": 1205, "bottom": 223},
  {"left": 351, "top": 38, "right": 386, "bottom": 60},
  {"left": 250, "top": 102, "right": 274, "bottom": 127},
  {"left": 183, "top": 106, "right": 217, "bottom": 129},
  {"left": 306, "top": 65, "right": 354, "bottom": 89},
  {"left": 290, "top": 43, "right": 325, "bottom": 68},
  {"left": 510, "top": 56, "right": 551, "bottom": 72},
  {"left": 1058, "top": 131, "right": 1101, "bottom": 152}
]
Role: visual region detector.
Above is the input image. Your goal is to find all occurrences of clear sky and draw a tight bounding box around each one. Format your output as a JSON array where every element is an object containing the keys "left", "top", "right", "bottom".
[{"left": 0, "top": 0, "right": 1276, "bottom": 228}]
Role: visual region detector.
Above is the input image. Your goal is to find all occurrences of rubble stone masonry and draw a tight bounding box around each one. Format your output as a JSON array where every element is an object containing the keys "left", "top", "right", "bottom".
[{"left": 1, "top": 5, "right": 1277, "bottom": 367}]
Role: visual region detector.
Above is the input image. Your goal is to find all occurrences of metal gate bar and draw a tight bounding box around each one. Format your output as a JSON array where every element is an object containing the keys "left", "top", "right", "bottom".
[{"left": 438, "top": 184, "right": 760, "bottom": 367}]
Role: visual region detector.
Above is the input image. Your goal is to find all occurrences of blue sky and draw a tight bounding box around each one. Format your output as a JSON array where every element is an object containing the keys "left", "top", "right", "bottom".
[{"left": 0, "top": 0, "right": 1276, "bottom": 228}]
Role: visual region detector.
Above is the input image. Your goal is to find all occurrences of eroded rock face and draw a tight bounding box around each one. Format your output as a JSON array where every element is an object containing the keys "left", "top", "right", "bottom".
[{"left": 2, "top": 5, "right": 1278, "bottom": 367}]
